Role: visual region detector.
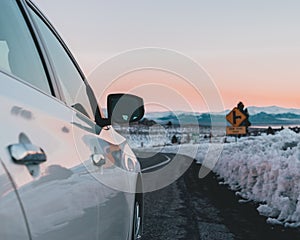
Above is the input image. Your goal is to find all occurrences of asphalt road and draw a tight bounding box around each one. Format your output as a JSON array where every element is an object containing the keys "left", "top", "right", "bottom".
[{"left": 138, "top": 153, "right": 300, "bottom": 240}]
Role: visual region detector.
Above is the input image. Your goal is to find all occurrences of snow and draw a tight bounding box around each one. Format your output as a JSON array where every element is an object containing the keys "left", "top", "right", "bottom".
[
  {"left": 211, "top": 129, "right": 300, "bottom": 228},
  {"left": 127, "top": 127, "right": 300, "bottom": 227}
]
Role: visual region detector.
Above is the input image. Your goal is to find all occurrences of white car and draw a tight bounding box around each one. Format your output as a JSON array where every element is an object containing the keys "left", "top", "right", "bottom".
[{"left": 0, "top": 0, "right": 144, "bottom": 239}]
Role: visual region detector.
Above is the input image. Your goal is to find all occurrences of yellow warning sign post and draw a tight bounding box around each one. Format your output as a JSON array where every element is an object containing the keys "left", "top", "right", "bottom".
[
  {"left": 226, "top": 107, "right": 247, "bottom": 127},
  {"left": 226, "top": 103, "right": 250, "bottom": 139}
]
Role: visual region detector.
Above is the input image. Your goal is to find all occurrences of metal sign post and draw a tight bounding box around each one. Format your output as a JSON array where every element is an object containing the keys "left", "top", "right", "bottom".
[{"left": 226, "top": 102, "right": 250, "bottom": 140}]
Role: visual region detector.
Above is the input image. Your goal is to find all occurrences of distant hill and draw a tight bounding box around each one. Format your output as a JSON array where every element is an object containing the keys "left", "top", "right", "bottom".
[
  {"left": 247, "top": 106, "right": 300, "bottom": 115},
  {"left": 249, "top": 112, "right": 300, "bottom": 126},
  {"left": 145, "top": 106, "right": 300, "bottom": 127}
]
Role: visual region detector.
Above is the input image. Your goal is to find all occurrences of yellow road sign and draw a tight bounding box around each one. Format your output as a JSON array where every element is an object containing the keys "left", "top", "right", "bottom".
[
  {"left": 226, "top": 126, "right": 247, "bottom": 135},
  {"left": 226, "top": 107, "right": 247, "bottom": 127}
]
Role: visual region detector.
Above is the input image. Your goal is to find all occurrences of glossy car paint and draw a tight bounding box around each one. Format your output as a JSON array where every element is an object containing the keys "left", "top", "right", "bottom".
[
  {"left": 0, "top": 0, "right": 142, "bottom": 239},
  {"left": 0, "top": 71, "right": 139, "bottom": 239},
  {"left": 0, "top": 160, "right": 29, "bottom": 239}
]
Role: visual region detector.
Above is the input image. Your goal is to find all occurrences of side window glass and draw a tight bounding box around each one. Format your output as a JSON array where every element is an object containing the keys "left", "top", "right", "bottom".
[
  {"left": 0, "top": 0, "right": 51, "bottom": 94},
  {"left": 29, "top": 8, "right": 94, "bottom": 119}
]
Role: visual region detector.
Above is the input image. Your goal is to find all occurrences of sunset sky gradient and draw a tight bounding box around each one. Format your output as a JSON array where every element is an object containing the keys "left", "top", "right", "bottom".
[{"left": 34, "top": 0, "right": 300, "bottom": 112}]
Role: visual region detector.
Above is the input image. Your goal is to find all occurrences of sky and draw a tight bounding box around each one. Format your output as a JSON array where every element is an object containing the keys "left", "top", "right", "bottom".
[{"left": 33, "top": 0, "right": 300, "bottom": 112}]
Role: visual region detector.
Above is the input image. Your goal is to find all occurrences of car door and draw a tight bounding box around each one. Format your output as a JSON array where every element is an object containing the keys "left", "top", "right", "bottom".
[
  {"left": 0, "top": 161, "right": 30, "bottom": 240},
  {"left": 0, "top": 0, "right": 102, "bottom": 239},
  {"left": 26, "top": 2, "right": 140, "bottom": 240}
]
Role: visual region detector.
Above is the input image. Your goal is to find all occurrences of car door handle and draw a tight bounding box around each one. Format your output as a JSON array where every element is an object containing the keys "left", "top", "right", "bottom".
[
  {"left": 91, "top": 153, "right": 106, "bottom": 167},
  {"left": 8, "top": 143, "right": 47, "bottom": 165}
]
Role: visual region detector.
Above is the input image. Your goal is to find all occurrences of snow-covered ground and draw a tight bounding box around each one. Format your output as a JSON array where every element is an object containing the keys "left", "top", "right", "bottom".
[
  {"left": 213, "top": 129, "right": 300, "bottom": 228},
  {"left": 115, "top": 125, "right": 225, "bottom": 148},
  {"left": 121, "top": 126, "right": 300, "bottom": 228}
]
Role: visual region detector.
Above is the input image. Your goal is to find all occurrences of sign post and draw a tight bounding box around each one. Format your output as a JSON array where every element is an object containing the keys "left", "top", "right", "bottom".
[
  {"left": 226, "top": 107, "right": 247, "bottom": 127},
  {"left": 226, "top": 103, "right": 250, "bottom": 139}
]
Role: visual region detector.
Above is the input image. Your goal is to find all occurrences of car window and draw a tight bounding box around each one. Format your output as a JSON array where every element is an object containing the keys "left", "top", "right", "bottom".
[
  {"left": 0, "top": 0, "right": 51, "bottom": 94},
  {"left": 29, "top": 8, "right": 94, "bottom": 119}
]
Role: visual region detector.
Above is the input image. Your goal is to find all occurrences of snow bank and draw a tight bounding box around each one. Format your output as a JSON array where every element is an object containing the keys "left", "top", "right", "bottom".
[
  {"left": 135, "top": 129, "right": 300, "bottom": 227},
  {"left": 214, "top": 129, "right": 300, "bottom": 228}
]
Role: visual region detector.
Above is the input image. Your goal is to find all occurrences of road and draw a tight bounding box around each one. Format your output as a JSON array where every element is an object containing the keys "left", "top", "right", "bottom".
[{"left": 138, "top": 153, "right": 300, "bottom": 240}]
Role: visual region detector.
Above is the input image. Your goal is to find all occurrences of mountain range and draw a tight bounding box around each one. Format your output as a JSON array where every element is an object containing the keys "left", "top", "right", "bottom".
[{"left": 145, "top": 106, "right": 300, "bottom": 127}]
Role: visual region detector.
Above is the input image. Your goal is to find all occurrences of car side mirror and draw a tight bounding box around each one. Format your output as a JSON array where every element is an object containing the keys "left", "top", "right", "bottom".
[{"left": 107, "top": 94, "right": 144, "bottom": 124}]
